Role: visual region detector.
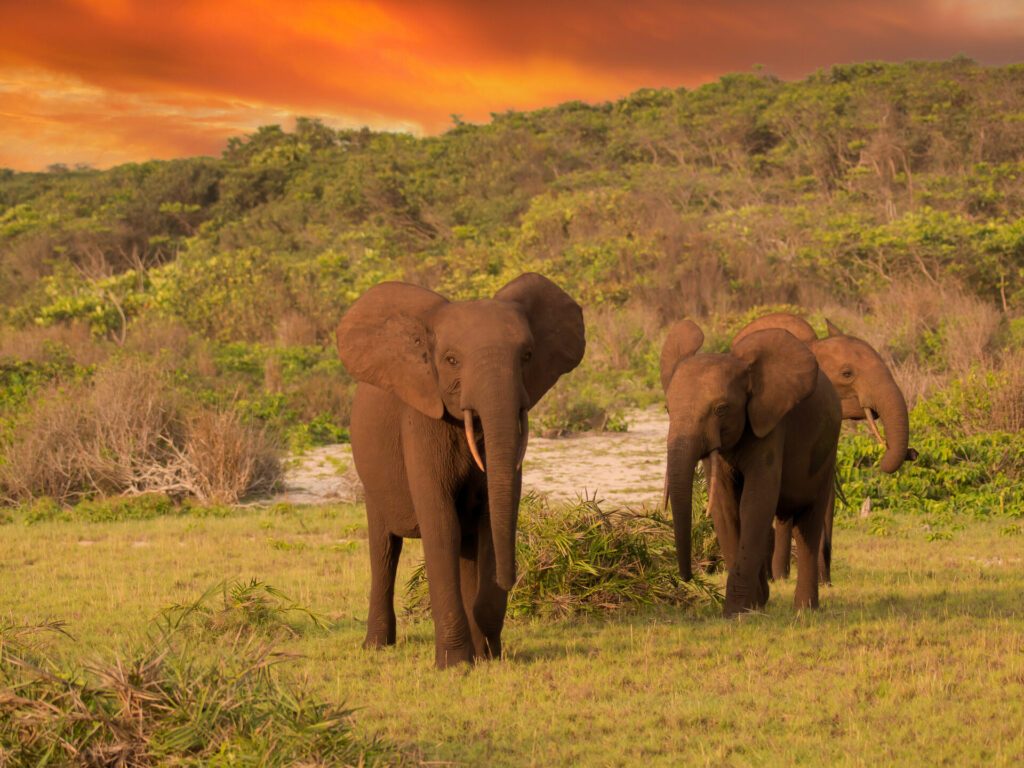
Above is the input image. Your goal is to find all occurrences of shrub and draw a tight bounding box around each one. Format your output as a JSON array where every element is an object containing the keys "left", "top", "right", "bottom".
[
  {"left": 182, "top": 410, "right": 281, "bottom": 503},
  {"left": 405, "top": 494, "right": 722, "bottom": 619},
  {"left": 0, "top": 361, "right": 281, "bottom": 505}
]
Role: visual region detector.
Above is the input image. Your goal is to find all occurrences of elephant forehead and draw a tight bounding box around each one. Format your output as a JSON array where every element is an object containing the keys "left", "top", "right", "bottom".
[
  {"left": 432, "top": 300, "right": 532, "bottom": 347},
  {"left": 814, "top": 336, "right": 880, "bottom": 368},
  {"left": 668, "top": 354, "right": 747, "bottom": 400}
]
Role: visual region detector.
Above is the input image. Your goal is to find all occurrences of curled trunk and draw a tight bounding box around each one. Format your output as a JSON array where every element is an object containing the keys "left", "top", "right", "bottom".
[{"left": 868, "top": 371, "right": 910, "bottom": 474}]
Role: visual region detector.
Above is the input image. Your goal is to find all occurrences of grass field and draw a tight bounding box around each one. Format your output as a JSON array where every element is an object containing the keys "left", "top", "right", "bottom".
[{"left": 3, "top": 502, "right": 1023, "bottom": 766}]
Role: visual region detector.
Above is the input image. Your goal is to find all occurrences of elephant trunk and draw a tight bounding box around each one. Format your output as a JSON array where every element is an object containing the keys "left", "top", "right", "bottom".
[
  {"left": 869, "top": 372, "right": 910, "bottom": 474},
  {"left": 665, "top": 432, "right": 701, "bottom": 581},
  {"left": 470, "top": 385, "right": 527, "bottom": 592}
]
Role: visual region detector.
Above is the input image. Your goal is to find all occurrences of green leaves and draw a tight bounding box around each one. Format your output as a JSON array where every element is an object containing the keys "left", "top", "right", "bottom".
[{"left": 405, "top": 494, "right": 722, "bottom": 620}]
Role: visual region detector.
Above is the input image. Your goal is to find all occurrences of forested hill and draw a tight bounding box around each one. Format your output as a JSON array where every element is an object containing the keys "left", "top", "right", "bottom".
[{"left": 2, "top": 56, "right": 1024, "bottom": 345}]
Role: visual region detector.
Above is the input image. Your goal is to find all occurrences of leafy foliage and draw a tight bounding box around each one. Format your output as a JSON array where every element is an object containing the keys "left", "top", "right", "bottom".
[{"left": 405, "top": 494, "right": 722, "bottom": 619}]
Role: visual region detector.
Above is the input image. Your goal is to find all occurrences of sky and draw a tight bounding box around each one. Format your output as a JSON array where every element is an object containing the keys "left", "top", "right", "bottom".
[{"left": 2, "top": 0, "right": 1023, "bottom": 171}]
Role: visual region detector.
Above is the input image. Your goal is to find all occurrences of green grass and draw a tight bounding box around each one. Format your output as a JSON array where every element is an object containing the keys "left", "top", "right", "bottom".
[{"left": 2, "top": 502, "right": 1023, "bottom": 765}]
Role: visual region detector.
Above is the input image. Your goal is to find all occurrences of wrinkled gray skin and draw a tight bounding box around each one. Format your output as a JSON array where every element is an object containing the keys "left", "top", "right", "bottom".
[
  {"left": 732, "top": 313, "right": 914, "bottom": 582},
  {"left": 336, "top": 273, "right": 584, "bottom": 668},
  {"left": 661, "top": 321, "right": 841, "bottom": 615}
]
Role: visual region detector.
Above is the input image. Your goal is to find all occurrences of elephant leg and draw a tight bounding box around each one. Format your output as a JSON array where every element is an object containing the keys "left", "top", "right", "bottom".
[
  {"left": 818, "top": 485, "right": 835, "bottom": 585},
  {"left": 363, "top": 508, "right": 403, "bottom": 648},
  {"left": 471, "top": 509, "right": 507, "bottom": 659},
  {"left": 421, "top": 509, "right": 475, "bottom": 669},
  {"left": 792, "top": 504, "right": 825, "bottom": 610},
  {"left": 756, "top": 526, "right": 772, "bottom": 608},
  {"left": 705, "top": 455, "right": 739, "bottom": 570},
  {"left": 725, "top": 467, "right": 780, "bottom": 617},
  {"left": 772, "top": 517, "right": 793, "bottom": 581},
  {"left": 458, "top": 525, "right": 486, "bottom": 658}
]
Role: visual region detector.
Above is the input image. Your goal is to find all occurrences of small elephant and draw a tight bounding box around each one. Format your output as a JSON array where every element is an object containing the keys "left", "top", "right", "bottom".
[
  {"left": 734, "top": 313, "right": 914, "bottom": 582},
  {"left": 660, "top": 320, "right": 841, "bottom": 615},
  {"left": 336, "top": 273, "right": 585, "bottom": 668}
]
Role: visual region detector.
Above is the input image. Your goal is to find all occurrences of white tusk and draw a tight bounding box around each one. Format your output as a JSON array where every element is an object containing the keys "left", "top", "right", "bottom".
[
  {"left": 463, "top": 410, "right": 486, "bottom": 473},
  {"left": 864, "top": 408, "right": 886, "bottom": 447},
  {"left": 706, "top": 449, "right": 719, "bottom": 517},
  {"left": 516, "top": 409, "right": 529, "bottom": 470}
]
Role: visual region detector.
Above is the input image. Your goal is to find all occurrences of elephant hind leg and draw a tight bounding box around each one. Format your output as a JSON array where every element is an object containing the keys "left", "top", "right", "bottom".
[
  {"left": 771, "top": 517, "right": 794, "bottom": 581},
  {"left": 792, "top": 506, "right": 824, "bottom": 610},
  {"left": 818, "top": 485, "right": 835, "bottom": 585},
  {"left": 364, "top": 518, "right": 403, "bottom": 648}
]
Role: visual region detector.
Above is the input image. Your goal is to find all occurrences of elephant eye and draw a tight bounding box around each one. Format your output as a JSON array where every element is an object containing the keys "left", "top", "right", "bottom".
[
  {"left": 445, "top": 354, "right": 459, "bottom": 367},
  {"left": 841, "top": 367, "right": 854, "bottom": 379},
  {"left": 713, "top": 403, "right": 728, "bottom": 417},
  {"left": 521, "top": 350, "right": 533, "bottom": 363}
]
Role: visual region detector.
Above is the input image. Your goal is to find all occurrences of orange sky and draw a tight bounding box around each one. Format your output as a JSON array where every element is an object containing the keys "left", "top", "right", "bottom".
[{"left": 2, "top": 0, "right": 1023, "bottom": 170}]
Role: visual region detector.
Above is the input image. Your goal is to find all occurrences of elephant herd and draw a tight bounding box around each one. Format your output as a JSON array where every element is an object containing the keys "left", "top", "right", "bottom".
[{"left": 335, "top": 273, "right": 913, "bottom": 668}]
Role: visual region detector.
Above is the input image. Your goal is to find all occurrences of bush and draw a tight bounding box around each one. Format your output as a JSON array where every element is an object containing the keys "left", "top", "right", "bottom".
[
  {"left": 0, "top": 361, "right": 281, "bottom": 505},
  {"left": 405, "top": 494, "right": 722, "bottom": 619}
]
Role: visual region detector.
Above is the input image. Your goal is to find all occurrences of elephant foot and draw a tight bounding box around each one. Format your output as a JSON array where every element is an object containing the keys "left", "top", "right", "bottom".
[
  {"left": 723, "top": 600, "right": 760, "bottom": 618},
  {"left": 723, "top": 572, "right": 763, "bottom": 617},
  {"left": 435, "top": 643, "right": 475, "bottom": 669},
  {"left": 362, "top": 631, "right": 396, "bottom": 649}
]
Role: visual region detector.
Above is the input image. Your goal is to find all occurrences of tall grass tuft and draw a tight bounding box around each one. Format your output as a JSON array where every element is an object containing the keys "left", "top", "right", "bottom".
[
  {"left": 159, "top": 578, "right": 328, "bottom": 641},
  {"left": 405, "top": 494, "right": 722, "bottom": 619},
  {"left": 0, "top": 585, "right": 396, "bottom": 767}
]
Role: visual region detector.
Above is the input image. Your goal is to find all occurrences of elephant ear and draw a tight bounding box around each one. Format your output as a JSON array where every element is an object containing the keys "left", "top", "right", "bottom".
[
  {"left": 335, "top": 282, "right": 448, "bottom": 419},
  {"left": 493, "top": 273, "right": 585, "bottom": 406},
  {"left": 825, "top": 318, "right": 845, "bottom": 337},
  {"left": 733, "top": 312, "right": 817, "bottom": 346},
  {"left": 660, "top": 320, "right": 704, "bottom": 392},
  {"left": 731, "top": 329, "right": 819, "bottom": 438}
]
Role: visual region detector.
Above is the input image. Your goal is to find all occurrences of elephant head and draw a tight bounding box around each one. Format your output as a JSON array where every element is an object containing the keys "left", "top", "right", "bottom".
[
  {"left": 811, "top": 320, "right": 912, "bottom": 474},
  {"left": 733, "top": 313, "right": 913, "bottom": 475},
  {"left": 336, "top": 273, "right": 585, "bottom": 590},
  {"left": 660, "top": 321, "right": 818, "bottom": 580}
]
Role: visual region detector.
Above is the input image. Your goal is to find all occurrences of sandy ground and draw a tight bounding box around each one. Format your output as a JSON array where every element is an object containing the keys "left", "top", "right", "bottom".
[{"left": 275, "top": 408, "right": 669, "bottom": 508}]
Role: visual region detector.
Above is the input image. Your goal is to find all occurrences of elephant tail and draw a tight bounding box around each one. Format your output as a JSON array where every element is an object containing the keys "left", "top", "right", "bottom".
[{"left": 833, "top": 467, "right": 849, "bottom": 508}]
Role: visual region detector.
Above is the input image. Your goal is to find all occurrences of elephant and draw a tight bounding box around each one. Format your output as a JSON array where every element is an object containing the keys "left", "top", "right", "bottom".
[
  {"left": 660, "top": 320, "right": 841, "bottom": 616},
  {"left": 733, "top": 313, "right": 914, "bottom": 582},
  {"left": 336, "top": 273, "right": 585, "bottom": 668}
]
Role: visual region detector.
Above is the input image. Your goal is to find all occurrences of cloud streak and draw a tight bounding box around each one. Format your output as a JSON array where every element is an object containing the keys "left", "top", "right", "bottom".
[{"left": 1, "top": 0, "right": 1022, "bottom": 169}]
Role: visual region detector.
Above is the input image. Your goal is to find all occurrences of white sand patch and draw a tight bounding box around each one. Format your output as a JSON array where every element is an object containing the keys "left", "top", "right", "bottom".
[{"left": 275, "top": 408, "right": 670, "bottom": 508}]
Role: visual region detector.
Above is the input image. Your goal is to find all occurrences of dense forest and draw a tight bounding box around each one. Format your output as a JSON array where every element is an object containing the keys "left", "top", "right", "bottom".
[{"left": 1, "top": 57, "right": 1022, "bottom": 515}]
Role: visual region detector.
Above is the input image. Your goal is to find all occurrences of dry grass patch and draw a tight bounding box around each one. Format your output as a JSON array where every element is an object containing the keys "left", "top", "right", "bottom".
[{"left": 0, "top": 361, "right": 281, "bottom": 505}]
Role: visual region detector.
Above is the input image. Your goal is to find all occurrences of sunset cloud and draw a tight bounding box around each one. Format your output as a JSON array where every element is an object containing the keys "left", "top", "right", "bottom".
[{"left": 1, "top": 0, "right": 1023, "bottom": 170}]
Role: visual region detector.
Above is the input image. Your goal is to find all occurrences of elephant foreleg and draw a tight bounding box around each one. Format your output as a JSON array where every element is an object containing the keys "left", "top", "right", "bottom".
[
  {"left": 364, "top": 513, "right": 403, "bottom": 649},
  {"left": 725, "top": 465, "right": 780, "bottom": 618},
  {"left": 704, "top": 455, "right": 739, "bottom": 570},
  {"left": 421, "top": 508, "right": 475, "bottom": 669},
  {"left": 463, "top": 510, "right": 507, "bottom": 659}
]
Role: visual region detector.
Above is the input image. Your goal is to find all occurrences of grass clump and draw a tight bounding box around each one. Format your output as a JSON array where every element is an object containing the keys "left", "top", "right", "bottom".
[
  {"left": 0, "top": 586, "right": 395, "bottom": 767},
  {"left": 406, "top": 494, "right": 721, "bottom": 619},
  {"left": 160, "top": 579, "right": 328, "bottom": 640}
]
